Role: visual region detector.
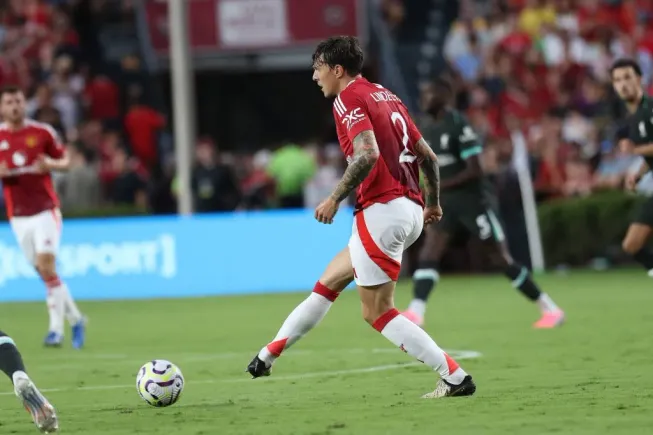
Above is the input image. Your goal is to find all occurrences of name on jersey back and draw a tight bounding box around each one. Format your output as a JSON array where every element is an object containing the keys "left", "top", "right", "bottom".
[{"left": 370, "top": 90, "right": 401, "bottom": 104}]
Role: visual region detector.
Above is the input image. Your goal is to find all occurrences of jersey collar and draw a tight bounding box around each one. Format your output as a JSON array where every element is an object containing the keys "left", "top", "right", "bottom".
[{"left": 338, "top": 76, "right": 364, "bottom": 96}]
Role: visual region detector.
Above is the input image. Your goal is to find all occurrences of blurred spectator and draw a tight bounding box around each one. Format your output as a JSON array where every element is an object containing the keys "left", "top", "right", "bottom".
[
  {"left": 98, "top": 130, "right": 126, "bottom": 188},
  {"left": 83, "top": 73, "right": 120, "bottom": 126},
  {"left": 518, "top": 0, "right": 556, "bottom": 37},
  {"left": 56, "top": 144, "right": 101, "bottom": 212},
  {"left": 304, "top": 144, "right": 347, "bottom": 209},
  {"left": 148, "top": 158, "right": 177, "bottom": 215},
  {"left": 191, "top": 139, "right": 241, "bottom": 213},
  {"left": 593, "top": 141, "right": 638, "bottom": 190},
  {"left": 381, "top": 0, "right": 405, "bottom": 31},
  {"left": 267, "top": 143, "right": 316, "bottom": 209},
  {"left": 124, "top": 96, "right": 165, "bottom": 170},
  {"left": 563, "top": 157, "right": 593, "bottom": 197},
  {"left": 241, "top": 150, "right": 274, "bottom": 210},
  {"left": 26, "top": 83, "right": 67, "bottom": 136},
  {"left": 107, "top": 147, "right": 148, "bottom": 209},
  {"left": 47, "top": 55, "right": 82, "bottom": 132}
]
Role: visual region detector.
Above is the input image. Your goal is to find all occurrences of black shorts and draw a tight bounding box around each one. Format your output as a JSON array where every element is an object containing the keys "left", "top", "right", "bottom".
[
  {"left": 438, "top": 198, "right": 506, "bottom": 242},
  {"left": 633, "top": 195, "right": 653, "bottom": 227}
]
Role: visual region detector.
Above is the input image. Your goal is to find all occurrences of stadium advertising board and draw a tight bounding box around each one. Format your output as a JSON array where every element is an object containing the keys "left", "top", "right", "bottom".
[
  {"left": 0, "top": 210, "right": 353, "bottom": 302},
  {"left": 145, "top": 0, "right": 362, "bottom": 53}
]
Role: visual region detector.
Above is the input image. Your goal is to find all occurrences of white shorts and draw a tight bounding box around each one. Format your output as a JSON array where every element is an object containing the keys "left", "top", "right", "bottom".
[
  {"left": 349, "top": 197, "right": 423, "bottom": 286},
  {"left": 10, "top": 208, "right": 62, "bottom": 265}
]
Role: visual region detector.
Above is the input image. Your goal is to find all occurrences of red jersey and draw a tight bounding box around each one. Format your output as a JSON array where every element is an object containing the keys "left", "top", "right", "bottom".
[
  {"left": 0, "top": 120, "right": 64, "bottom": 217},
  {"left": 332, "top": 77, "right": 423, "bottom": 212}
]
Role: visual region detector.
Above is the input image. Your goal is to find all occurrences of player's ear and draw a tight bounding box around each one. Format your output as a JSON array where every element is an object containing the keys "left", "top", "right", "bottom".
[{"left": 334, "top": 65, "right": 344, "bottom": 79}]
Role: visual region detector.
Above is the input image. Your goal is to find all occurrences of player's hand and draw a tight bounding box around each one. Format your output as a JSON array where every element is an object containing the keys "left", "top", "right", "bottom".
[
  {"left": 315, "top": 197, "right": 340, "bottom": 224},
  {"left": 625, "top": 173, "right": 640, "bottom": 191},
  {"left": 34, "top": 155, "right": 49, "bottom": 174},
  {"left": 619, "top": 139, "right": 636, "bottom": 154},
  {"left": 423, "top": 204, "right": 443, "bottom": 225},
  {"left": 0, "top": 162, "right": 9, "bottom": 178}
]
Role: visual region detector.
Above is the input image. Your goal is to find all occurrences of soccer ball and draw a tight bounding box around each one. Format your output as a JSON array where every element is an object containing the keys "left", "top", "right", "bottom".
[{"left": 136, "top": 360, "right": 185, "bottom": 407}]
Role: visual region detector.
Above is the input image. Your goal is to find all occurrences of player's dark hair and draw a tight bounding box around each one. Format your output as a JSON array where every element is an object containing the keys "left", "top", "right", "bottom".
[
  {"left": 0, "top": 85, "right": 22, "bottom": 99},
  {"left": 610, "top": 58, "right": 642, "bottom": 78},
  {"left": 312, "top": 36, "right": 364, "bottom": 77}
]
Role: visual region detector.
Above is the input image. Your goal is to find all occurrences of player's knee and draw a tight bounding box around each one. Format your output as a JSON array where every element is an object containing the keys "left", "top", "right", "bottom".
[
  {"left": 35, "top": 254, "right": 57, "bottom": 279},
  {"left": 319, "top": 273, "right": 353, "bottom": 293}
]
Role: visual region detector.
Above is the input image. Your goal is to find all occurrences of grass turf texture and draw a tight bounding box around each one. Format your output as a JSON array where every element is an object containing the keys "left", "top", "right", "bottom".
[{"left": 0, "top": 269, "right": 651, "bottom": 434}]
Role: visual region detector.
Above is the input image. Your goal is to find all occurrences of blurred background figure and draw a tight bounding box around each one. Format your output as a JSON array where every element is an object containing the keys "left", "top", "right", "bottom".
[
  {"left": 267, "top": 143, "right": 316, "bottom": 209},
  {"left": 191, "top": 138, "right": 241, "bottom": 213}
]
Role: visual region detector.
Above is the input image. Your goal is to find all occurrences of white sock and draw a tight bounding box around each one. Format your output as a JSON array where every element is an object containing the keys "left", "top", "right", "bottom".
[
  {"left": 258, "top": 283, "right": 339, "bottom": 366},
  {"left": 60, "top": 283, "right": 83, "bottom": 325},
  {"left": 536, "top": 293, "right": 560, "bottom": 313},
  {"left": 374, "top": 309, "right": 467, "bottom": 385},
  {"left": 45, "top": 277, "right": 65, "bottom": 335},
  {"left": 407, "top": 299, "right": 427, "bottom": 318}
]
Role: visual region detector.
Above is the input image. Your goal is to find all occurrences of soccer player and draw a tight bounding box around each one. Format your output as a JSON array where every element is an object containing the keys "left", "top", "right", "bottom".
[
  {"left": 0, "top": 86, "right": 86, "bottom": 348},
  {"left": 611, "top": 59, "right": 653, "bottom": 272},
  {"left": 247, "top": 36, "right": 475, "bottom": 398},
  {"left": 402, "top": 78, "right": 564, "bottom": 329},
  {"left": 0, "top": 330, "right": 59, "bottom": 433}
]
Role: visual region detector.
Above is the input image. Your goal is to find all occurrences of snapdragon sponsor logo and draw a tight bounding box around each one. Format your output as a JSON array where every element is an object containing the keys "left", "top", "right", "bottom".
[{"left": 0, "top": 234, "right": 177, "bottom": 286}]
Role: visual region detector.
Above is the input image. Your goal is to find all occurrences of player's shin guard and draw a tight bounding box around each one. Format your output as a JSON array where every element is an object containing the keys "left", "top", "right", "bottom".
[
  {"left": 633, "top": 247, "right": 653, "bottom": 272},
  {"left": 0, "top": 333, "right": 26, "bottom": 383},
  {"left": 257, "top": 282, "right": 340, "bottom": 367},
  {"left": 372, "top": 309, "right": 466, "bottom": 385}
]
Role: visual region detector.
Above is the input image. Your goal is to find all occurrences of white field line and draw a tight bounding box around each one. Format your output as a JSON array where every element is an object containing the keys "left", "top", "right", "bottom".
[
  {"left": 0, "top": 349, "right": 482, "bottom": 396},
  {"left": 36, "top": 348, "right": 482, "bottom": 371}
]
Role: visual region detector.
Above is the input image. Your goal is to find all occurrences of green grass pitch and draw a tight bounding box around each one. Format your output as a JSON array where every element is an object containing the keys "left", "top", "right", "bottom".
[{"left": 0, "top": 269, "right": 652, "bottom": 434}]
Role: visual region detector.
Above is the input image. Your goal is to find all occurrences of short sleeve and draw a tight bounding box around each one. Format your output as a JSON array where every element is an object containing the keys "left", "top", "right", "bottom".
[
  {"left": 456, "top": 117, "right": 482, "bottom": 160},
  {"left": 334, "top": 92, "right": 374, "bottom": 142},
  {"left": 43, "top": 125, "right": 65, "bottom": 159}
]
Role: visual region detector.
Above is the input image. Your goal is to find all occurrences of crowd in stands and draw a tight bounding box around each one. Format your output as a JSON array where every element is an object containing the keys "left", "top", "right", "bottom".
[
  {"left": 0, "top": 0, "right": 166, "bottom": 216},
  {"left": 2, "top": 0, "right": 653, "bottom": 217},
  {"left": 442, "top": 0, "right": 653, "bottom": 201}
]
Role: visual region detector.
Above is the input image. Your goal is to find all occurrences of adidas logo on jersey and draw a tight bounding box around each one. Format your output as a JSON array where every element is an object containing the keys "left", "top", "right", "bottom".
[{"left": 0, "top": 140, "right": 8, "bottom": 150}]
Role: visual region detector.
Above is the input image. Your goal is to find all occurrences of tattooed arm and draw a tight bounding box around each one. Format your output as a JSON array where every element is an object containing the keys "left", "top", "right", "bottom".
[
  {"left": 414, "top": 137, "right": 440, "bottom": 206},
  {"left": 329, "top": 130, "right": 380, "bottom": 203}
]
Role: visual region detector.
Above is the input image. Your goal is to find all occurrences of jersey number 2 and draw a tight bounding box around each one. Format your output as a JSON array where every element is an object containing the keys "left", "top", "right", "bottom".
[{"left": 391, "top": 112, "right": 416, "bottom": 163}]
